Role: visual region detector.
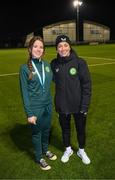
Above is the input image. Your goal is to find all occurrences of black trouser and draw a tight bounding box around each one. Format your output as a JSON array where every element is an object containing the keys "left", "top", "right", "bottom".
[{"left": 59, "top": 113, "right": 86, "bottom": 149}]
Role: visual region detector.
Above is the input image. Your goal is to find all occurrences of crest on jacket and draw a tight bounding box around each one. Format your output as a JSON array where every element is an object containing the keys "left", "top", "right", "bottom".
[
  {"left": 69, "top": 67, "right": 77, "bottom": 75},
  {"left": 45, "top": 66, "right": 50, "bottom": 72}
]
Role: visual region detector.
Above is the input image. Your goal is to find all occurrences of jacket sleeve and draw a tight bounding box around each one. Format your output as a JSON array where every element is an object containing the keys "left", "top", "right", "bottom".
[
  {"left": 19, "top": 65, "right": 34, "bottom": 118},
  {"left": 78, "top": 59, "right": 92, "bottom": 113},
  {"left": 50, "top": 59, "right": 56, "bottom": 82}
]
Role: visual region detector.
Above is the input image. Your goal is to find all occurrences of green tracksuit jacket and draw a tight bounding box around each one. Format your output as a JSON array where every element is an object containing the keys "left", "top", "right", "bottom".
[{"left": 19, "top": 59, "right": 53, "bottom": 117}]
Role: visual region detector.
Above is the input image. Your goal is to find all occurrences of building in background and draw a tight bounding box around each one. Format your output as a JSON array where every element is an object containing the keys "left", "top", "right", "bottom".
[
  {"left": 25, "top": 20, "right": 110, "bottom": 46},
  {"left": 43, "top": 20, "right": 110, "bottom": 45},
  {"left": 43, "top": 20, "right": 76, "bottom": 45},
  {"left": 83, "top": 20, "right": 110, "bottom": 42}
]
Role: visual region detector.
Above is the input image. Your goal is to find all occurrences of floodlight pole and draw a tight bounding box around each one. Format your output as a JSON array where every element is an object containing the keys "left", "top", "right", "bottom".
[{"left": 73, "top": 0, "right": 83, "bottom": 43}]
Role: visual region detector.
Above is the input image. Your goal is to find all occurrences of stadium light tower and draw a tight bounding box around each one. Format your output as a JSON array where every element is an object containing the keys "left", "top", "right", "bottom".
[{"left": 73, "top": 0, "right": 83, "bottom": 43}]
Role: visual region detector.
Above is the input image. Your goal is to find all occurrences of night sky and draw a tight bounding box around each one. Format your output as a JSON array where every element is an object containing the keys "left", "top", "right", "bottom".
[{"left": 0, "top": 0, "right": 115, "bottom": 40}]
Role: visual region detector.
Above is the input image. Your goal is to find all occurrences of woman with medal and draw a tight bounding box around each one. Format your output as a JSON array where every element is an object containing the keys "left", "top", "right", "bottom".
[{"left": 20, "top": 36, "right": 57, "bottom": 171}]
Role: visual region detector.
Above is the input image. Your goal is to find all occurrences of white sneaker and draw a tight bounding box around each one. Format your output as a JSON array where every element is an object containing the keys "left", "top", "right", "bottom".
[
  {"left": 61, "top": 149, "right": 73, "bottom": 163},
  {"left": 77, "top": 150, "right": 91, "bottom": 165}
]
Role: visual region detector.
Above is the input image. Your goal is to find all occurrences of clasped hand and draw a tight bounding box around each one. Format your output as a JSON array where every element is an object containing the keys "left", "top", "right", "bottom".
[{"left": 28, "top": 116, "right": 37, "bottom": 125}]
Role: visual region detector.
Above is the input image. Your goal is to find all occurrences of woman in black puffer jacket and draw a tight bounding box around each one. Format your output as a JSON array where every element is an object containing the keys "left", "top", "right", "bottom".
[{"left": 51, "top": 35, "right": 92, "bottom": 165}]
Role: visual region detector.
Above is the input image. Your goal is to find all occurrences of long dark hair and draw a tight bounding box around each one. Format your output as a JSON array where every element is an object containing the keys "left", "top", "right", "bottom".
[{"left": 27, "top": 36, "right": 45, "bottom": 80}]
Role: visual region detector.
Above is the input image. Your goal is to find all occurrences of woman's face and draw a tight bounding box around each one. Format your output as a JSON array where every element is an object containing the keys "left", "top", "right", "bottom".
[
  {"left": 30, "top": 40, "right": 44, "bottom": 59},
  {"left": 57, "top": 42, "right": 71, "bottom": 57}
]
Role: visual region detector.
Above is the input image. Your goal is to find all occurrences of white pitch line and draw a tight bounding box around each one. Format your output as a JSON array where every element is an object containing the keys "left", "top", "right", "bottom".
[
  {"left": 82, "top": 56, "right": 115, "bottom": 61},
  {"left": 0, "top": 61, "right": 115, "bottom": 77},
  {"left": 89, "top": 62, "right": 115, "bottom": 67},
  {"left": 49, "top": 54, "right": 115, "bottom": 61},
  {"left": 0, "top": 72, "right": 19, "bottom": 77}
]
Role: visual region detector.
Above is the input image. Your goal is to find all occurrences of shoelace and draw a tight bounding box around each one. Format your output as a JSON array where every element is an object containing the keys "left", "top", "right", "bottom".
[
  {"left": 80, "top": 152, "right": 88, "bottom": 159},
  {"left": 83, "top": 152, "right": 88, "bottom": 158},
  {"left": 40, "top": 159, "right": 48, "bottom": 167},
  {"left": 46, "top": 151, "right": 54, "bottom": 158},
  {"left": 64, "top": 150, "right": 71, "bottom": 156}
]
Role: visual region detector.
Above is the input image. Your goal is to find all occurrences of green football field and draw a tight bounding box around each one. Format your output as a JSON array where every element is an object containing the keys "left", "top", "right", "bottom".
[{"left": 0, "top": 44, "right": 115, "bottom": 179}]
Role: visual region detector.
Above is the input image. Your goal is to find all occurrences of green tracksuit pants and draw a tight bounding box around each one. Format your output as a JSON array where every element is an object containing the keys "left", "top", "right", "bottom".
[{"left": 30, "top": 104, "right": 52, "bottom": 162}]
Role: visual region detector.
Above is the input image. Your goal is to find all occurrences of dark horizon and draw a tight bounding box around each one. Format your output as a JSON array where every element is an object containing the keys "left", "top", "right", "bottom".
[{"left": 0, "top": 0, "right": 115, "bottom": 41}]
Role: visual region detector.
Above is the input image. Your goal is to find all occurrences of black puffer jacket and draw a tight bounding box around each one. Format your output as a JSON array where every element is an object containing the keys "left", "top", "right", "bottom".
[{"left": 51, "top": 50, "right": 91, "bottom": 114}]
